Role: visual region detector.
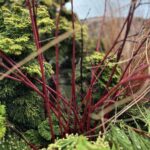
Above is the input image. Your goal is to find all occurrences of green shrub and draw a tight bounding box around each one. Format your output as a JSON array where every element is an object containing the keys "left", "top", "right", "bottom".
[
  {"left": 76, "top": 51, "right": 121, "bottom": 103},
  {"left": 0, "top": 104, "right": 6, "bottom": 139},
  {"left": 0, "top": 134, "right": 30, "bottom": 150}
]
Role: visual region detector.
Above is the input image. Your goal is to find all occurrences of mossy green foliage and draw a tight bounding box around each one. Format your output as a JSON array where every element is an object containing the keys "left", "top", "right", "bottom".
[
  {"left": 0, "top": 0, "right": 55, "bottom": 125},
  {"left": 24, "top": 117, "right": 59, "bottom": 147},
  {"left": 47, "top": 134, "right": 110, "bottom": 150},
  {"left": 24, "top": 115, "right": 60, "bottom": 147},
  {"left": 0, "top": 79, "right": 19, "bottom": 99},
  {"left": 38, "top": 118, "right": 59, "bottom": 141},
  {"left": 0, "top": 104, "right": 6, "bottom": 139},
  {"left": 0, "top": 4, "right": 54, "bottom": 56},
  {"left": 22, "top": 61, "right": 54, "bottom": 78},
  {"left": 0, "top": 134, "right": 30, "bottom": 150},
  {"left": 76, "top": 51, "right": 121, "bottom": 103},
  {"left": 0, "top": 5, "right": 33, "bottom": 56},
  {"left": 0, "top": 2, "right": 54, "bottom": 79},
  {"left": 24, "top": 129, "right": 46, "bottom": 148},
  {"left": 7, "top": 91, "right": 45, "bottom": 128},
  {"left": 83, "top": 52, "right": 121, "bottom": 87},
  {"left": 0, "top": 1, "right": 54, "bottom": 137},
  {"left": 0, "top": 79, "right": 45, "bottom": 129},
  {"left": 37, "top": 5, "right": 55, "bottom": 38}
]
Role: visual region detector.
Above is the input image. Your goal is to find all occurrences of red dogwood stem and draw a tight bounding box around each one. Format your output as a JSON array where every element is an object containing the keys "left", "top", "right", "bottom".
[
  {"left": 71, "top": 0, "right": 79, "bottom": 131},
  {"left": 54, "top": 1, "right": 64, "bottom": 135},
  {"left": 26, "top": 0, "right": 55, "bottom": 140}
]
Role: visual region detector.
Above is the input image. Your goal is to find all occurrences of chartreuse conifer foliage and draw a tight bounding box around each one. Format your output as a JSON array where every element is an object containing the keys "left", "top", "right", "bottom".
[
  {"left": 76, "top": 51, "right": 121, "bottom": 103},
  {"left": 0, "top": 2, "right": 54, "bottom": 131},
  {"left": 0, "top": 4, "right": 54, "bottom": 56}
]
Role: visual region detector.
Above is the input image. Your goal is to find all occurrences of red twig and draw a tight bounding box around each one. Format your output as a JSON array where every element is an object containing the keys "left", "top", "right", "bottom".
[
  {"left": 71, "top": 0, "right": 79, "bottom": 131},
  {"left": 26, "top": 0, "right": 55, "bottom": 140},
  {"left": 54, "top": 0, "right": 64, "bottom": 135}
]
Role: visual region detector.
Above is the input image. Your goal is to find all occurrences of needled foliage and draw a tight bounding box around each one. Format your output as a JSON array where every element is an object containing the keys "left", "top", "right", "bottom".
[
  {"left": 106, "top": 123, "right": 150, "bottom": 150},
  {"left": 22, "top": 61, "right": 54, "bottom": 78},
  {"left": 0, "top": 79, "right": 19, "bottom": 99},
  {"left": 0, "top": 79, "right": 50, "bottom": 130},
  {"left": 76, "top": 51, "right": 121, "bottom": 102},
  {"left": 0, "top": 104, "right": 6, "bottom": 139},
  {"left": 1, "top": 80, "right": 45, "bottom": 129},
  {"left": 83, "top": 52, "right": 121, "bottom": 87},
  {"left": 7, "top": 91, "right": 45, "bottom": 129},
  {"left": 0, "top": 5, "right": 33, "bottom": 56},
  {"left": 37, "top": 5, "right": 55, "bottom": 38},
  {"left": 120, "top": 103, "right": 150, "bottom": 132},
  {"left": 24, "top": 129, "right": 46, "bottom": 148},
  {"left": 38, "top": 117, "right": 59, "bottom": 141},
  {"left": 0, "top": 134, "right": 30, "bottom": 150},
  {"left": 0, "top": 2, "right": 54, "bottom": 131},
  {"left": 0, "top": 4, "right": 54, "bottom": 56}
]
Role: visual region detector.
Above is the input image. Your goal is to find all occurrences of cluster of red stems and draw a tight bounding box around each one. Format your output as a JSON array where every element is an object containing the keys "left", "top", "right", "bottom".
[{"left": 0, "top": 0, "right": 150, "bottom": 149}]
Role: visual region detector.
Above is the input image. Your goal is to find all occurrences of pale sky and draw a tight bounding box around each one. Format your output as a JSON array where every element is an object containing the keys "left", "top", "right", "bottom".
[{"left": 66, "top": 0, "right": 150, "bottom": 19}]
